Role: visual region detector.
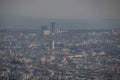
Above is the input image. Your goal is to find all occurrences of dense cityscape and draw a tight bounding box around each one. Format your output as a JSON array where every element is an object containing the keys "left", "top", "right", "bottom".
[{"left": 0, "top": 23, "right": 120, "bottom": 80}]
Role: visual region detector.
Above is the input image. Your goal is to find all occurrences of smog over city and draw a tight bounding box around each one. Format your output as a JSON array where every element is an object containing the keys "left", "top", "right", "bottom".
[{"left": 0, "top": 0, "right": 120, "bottom": 80}]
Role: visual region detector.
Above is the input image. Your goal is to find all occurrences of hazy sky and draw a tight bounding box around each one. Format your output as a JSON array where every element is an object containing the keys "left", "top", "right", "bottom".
[{"left": 0, "top": 0, "right": 120, "bottom": 19}]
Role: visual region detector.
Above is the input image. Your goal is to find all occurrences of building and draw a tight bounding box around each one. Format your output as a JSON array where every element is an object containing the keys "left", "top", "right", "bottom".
[
  {"left": 51, "top": 22, "right": 56, "bottom": 34},
  {"left": 41, "top": 26, "right": 48, "bottom": 31},
  {"left": 50, "top": 22, "right": 56, "bottom": 53},
  {"left": 41, "top": 26, "right": 50, "bottom": 35}
]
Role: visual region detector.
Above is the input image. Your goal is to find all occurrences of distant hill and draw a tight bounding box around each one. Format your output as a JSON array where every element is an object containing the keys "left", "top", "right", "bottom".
[{"left": 0, "top": 17, "right": 120, "bottom": 30}]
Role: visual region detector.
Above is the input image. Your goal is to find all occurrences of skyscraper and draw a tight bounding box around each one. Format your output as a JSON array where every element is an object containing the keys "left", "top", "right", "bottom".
[
  {"left": 50, "top": 22, "right": 56, "bottom": 54},
  {"left": 51, "top": 22, "right": 56, "bottom": 34}
]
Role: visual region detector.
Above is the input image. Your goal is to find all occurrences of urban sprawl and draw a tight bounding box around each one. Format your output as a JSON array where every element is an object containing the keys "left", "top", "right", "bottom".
[{"left": 0, "top": 23, "right": 120, "bottom": 80}]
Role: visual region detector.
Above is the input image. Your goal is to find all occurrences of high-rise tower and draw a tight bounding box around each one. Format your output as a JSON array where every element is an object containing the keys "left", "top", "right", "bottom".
[
  {"left": 50, "top": 22, "right": 56, "bottom": 53},
  {"left": 51, "top": 22, "right": 56, "bottom": 34}
]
